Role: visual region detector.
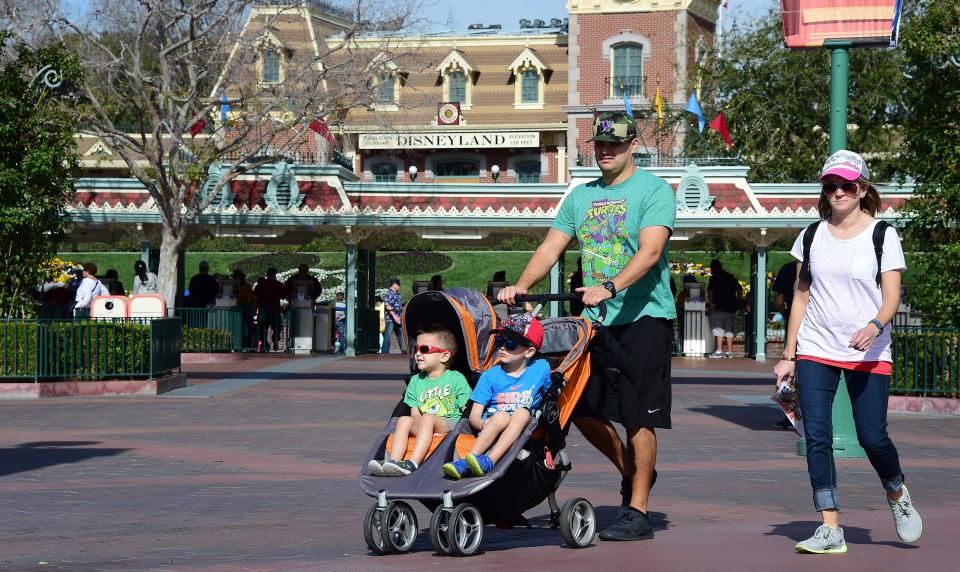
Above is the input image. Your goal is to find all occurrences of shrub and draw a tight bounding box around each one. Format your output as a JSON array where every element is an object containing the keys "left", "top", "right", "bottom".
[
  {"left": 376, "top": 251, "right": 453, "bottom": 284},
  {"left": 233, "top": 252, "right": 322, "bottom": 280},
  {"left": 0, "top": 320, "right": 153, "bottom": 381},
  {"left": 182, "top": 326, "right": 234, "bottom": 352},
  {"left": 890, "top": 328, "right": 959, "bottom": 397}
]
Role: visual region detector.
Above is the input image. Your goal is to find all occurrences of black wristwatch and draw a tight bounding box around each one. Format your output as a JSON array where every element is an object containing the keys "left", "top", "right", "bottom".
[{"left": 602, "top": 280, "right": 617, "bottom": 298}]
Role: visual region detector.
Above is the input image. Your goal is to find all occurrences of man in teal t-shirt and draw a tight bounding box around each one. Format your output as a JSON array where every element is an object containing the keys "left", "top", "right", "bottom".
[{"left": 498, "top": 111, "right": 674, "bottom": 542}]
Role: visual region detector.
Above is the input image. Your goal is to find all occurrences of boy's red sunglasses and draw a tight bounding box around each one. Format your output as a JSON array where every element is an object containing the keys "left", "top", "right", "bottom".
[{"left": 415, "top": 345, "right": 448, "bottom": 355}]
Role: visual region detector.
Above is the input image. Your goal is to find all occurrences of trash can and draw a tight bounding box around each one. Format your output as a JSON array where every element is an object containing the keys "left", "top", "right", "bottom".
[{"left": 313, "top": 305, "right": 332, "bottom": 352}]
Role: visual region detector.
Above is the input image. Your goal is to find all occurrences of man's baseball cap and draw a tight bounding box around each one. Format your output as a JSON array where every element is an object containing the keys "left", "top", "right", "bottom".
[
  {"left": 819, "top": 150, "right": 870, "bottom": 182},
  {"left": 492, "top": 312, "right": 544, "bottom": 350},
  {"left": 589, "top": 111, "right": 638, "bottom": 143}
]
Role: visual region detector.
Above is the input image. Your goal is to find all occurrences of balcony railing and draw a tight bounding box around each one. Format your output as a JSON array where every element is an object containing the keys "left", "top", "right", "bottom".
[{"left": 605, "top": 75, "right": 645, "bottom": 98}]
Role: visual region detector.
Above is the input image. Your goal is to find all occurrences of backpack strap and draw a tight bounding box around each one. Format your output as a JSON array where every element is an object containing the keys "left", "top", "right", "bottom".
[
  {"left": 797, "top": 221, "right": 822, "bottom": 284},
  {"left": 872, "top": 220, "right": 890, "bottom": 286}
]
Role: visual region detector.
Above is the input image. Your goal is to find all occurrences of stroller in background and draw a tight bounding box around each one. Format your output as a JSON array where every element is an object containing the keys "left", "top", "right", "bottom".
[{"left": 359, "top": 290, "right": 600, "bottom": 556}]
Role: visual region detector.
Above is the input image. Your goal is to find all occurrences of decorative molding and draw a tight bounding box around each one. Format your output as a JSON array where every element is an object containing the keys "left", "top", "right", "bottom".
[{"left": 507, "top": 48, "right": 550, "bottom": 73}]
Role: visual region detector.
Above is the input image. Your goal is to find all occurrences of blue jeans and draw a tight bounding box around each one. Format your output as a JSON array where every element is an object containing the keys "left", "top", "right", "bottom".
[
  {"left": 797, "top": 359, "right": 905, "bottom": 511},
  {"left": 380, "top": 320, "right": 404, "bottom": 354}
]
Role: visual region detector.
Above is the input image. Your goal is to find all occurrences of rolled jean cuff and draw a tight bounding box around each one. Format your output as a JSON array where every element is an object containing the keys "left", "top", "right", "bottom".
[
  {"left": 882, "top": 473, "right": 904, "bottom": 493},
  {"left": 813, "top": 487, "right": 840, "bottom": 512}
]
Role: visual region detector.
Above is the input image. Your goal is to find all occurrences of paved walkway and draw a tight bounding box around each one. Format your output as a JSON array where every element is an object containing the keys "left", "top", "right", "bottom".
[{"left": 1, "top": 355, "right": 958, "bottom": 571}]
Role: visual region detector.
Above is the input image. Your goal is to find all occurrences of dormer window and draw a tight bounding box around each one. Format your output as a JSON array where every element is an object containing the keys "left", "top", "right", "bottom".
[
  {"left": 262, "top": 49, "right": 281, "bottom": 83},
  {"left": 437, "top": 50, "right": 476, "bottom": 109},
  {"left": 376, "top": 73, "right": 395, "bottom": 104},
  {"left": 508, "top": 48, "right": 549, "bottom": 109}
]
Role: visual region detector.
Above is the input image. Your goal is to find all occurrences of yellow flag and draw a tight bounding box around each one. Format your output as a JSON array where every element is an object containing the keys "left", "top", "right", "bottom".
[{"left": 655, "top": 83, "right": 664, "bottom": 128}]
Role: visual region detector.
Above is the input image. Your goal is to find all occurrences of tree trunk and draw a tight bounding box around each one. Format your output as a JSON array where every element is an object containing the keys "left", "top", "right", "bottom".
[{"left": 157, "top": 222, "right": 184, "bottom": 310}]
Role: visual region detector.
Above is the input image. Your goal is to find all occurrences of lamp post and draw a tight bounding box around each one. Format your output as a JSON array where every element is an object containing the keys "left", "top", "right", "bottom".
[
  {"left": 408, "top": 165, "right": 418, "bottom": 182},
  {"left": 491, "top": 164, "right": 500, "bottom": 182}
]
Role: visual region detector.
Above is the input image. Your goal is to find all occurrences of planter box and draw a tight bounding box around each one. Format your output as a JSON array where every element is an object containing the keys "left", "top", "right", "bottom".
[
  {"left": 0, "top": 373, "right": 187, "bottom": 399},
  {"left": 888, "top": 395, "right": 960, "bottom": 416},
  {"left": 181, "top": 352, "right": 247, "bottom": 364}
]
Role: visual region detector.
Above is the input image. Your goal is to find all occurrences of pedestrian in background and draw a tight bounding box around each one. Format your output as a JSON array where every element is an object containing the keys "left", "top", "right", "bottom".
[{"left": 380, "top": 278, "right": 404, "bottom": 354}]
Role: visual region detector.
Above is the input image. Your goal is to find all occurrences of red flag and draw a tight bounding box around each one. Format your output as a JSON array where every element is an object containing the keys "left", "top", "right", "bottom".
[
  {"left": 189, "top": 112, "right": 206, "bottom": 137},
  {"left": 309, "top": 117, "right": 336, "bottom": 145},
  {"left": 709, "top": 112, "right": 733, "bottom": 149}
]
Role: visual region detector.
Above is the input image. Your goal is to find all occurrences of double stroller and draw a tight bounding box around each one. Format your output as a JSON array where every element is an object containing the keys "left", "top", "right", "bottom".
[{"left": 359, "top": 288, "right": 599, "bottom": 556}]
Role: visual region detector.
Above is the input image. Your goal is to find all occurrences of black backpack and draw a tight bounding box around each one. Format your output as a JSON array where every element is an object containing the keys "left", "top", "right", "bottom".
[{"left": 798, "top": 220, "right": 890, "bottom": 287}]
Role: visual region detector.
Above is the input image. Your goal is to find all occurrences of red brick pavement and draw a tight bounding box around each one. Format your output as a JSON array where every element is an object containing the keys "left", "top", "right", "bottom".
[{"left": 0, "top": 356, "right": 958, "bottom": 571}]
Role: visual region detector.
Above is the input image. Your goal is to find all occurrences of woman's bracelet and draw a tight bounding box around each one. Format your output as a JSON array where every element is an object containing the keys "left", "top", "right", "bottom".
[{"left": 781, "top": 355, "right": 797, "bottom": 361}]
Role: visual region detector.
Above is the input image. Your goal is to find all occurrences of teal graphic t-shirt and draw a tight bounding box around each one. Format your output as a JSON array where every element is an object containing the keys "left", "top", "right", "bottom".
[
  {"left": 552, "top": 168, "right": 677, "bottom": 325},
  {"left": 403, "top": 369, "right": 471, "bottom": 421}
]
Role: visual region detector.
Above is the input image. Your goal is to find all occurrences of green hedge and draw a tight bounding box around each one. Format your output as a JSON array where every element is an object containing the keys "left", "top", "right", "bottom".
[
  {"left": 891, "top": 328, "right": 959, "bottom": 397},
  {"left": 182, "top": 326, "right": 234, "bottom": 353},
  {"left": 1, "top": 320, "right": 152, "bottom": 381},
  {"left": 233, "top": 252, "right": 322, "bottom": 279},
  {"left": 376, "top": 251, "right": 453, "bottom": 284}
]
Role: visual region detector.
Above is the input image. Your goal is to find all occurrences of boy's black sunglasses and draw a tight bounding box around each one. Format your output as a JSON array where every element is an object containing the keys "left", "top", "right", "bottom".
[{"left": 495, "top": 334, "right": 529, "bottom": 351}]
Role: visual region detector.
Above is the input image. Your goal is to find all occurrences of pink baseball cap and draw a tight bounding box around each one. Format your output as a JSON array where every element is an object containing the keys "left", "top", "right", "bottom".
[{"left": 819, "top": 150, "right": 870, "bottom": 182}]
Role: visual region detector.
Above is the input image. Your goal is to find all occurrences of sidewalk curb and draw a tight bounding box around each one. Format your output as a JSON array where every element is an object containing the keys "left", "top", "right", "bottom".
[{"left": 889, "top": 395, "right": 960, "bottom": 416}]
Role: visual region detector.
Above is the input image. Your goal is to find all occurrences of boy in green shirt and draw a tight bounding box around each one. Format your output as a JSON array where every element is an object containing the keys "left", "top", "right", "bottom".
[{"left": 369, "top": 324, "right": 470, "bottom": 477}]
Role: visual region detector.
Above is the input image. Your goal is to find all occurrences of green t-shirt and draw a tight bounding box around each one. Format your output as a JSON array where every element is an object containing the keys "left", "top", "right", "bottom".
[
  {"left": 552, "top": 168, "right": 677, "bottom": 325},
  {"left": 403, "top": 369, "right": 471, "bottom": 421}
]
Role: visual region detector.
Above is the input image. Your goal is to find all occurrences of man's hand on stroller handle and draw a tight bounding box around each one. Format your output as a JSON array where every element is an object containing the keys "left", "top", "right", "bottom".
[
  {"left": 575, "top": 285, "right": 612, "bottom": 307},
  {"left": 497, "top": 285, "right": 527, "bottom": 305}
]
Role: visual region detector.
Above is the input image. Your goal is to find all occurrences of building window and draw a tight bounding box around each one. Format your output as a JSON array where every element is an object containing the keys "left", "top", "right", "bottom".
[
  {"left": 520, "top": 70, "right": 539, "bottom": 104},
  {"left": 376, "top": 73, "right": 395, "bottom": 104},
  {"left": 261, "top": 49, "right": 281, "bottom": 84},
  {"left": 434, "top": 159, "right": 479, "bottom": 178},
  {"left": 611, "top": 43, "right": 643, "bottom": 98},
  {"left": 448, "top": 71, "right": 467, "bottom": 104},
  {"left": 515, "top": 161, "right": 541, "bottom": 183},
  {"left": 371, "top": 162, "right": 398, "bottom": 182}
]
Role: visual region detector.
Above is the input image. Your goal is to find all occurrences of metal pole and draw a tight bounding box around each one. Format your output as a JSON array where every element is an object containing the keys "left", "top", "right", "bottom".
[
  {"left": 549, "top": 261, "right": 562, "bottom": 317},
  {"left": 345, "top": 241, "right": 357, "bottom": 357},
  {"left": 753, "top": 245, "right": 767, "bottom": 361},
  {"left": 798, "top": 42, "right": 866, "bottom": 458}
]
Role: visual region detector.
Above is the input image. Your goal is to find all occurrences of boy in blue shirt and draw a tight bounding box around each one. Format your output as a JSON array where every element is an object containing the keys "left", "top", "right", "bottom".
[{"left": 443, "top": 312, "right": 551, "bottom": 479}]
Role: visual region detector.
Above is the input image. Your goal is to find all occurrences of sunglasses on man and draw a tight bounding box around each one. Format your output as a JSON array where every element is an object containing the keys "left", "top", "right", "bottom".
[
  {"left": 414, "top": 345, "right": 448, "bottom": 355},
  {"left": 822, "top": 182, "right": 859, "bottom": 195}
]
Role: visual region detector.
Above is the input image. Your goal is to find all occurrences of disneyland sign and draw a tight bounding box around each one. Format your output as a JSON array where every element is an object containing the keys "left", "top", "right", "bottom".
[{"left": 359, "top": 131, "right": 540, "bottom": 149}]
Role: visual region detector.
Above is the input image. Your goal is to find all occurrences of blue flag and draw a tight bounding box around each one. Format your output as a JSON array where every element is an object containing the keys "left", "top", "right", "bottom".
[
  {"left": 622, "top": 89, "right": 633, "bottom": 117},
  {"left": 685, "top": 92, "right": 705, "bottom": 132},
  {"left": 220, "top": 90, "right": 230, "bottom": 125}
]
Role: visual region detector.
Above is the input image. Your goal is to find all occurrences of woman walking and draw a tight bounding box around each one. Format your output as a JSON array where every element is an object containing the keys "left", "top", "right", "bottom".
[{"left": 774, "top": 150, "right": 922, "bottom": 554}]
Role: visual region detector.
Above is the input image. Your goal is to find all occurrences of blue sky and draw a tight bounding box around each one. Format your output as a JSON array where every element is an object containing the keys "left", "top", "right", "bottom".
[{"left": 437, "top": 0, "right": 778, "bottom": 32}]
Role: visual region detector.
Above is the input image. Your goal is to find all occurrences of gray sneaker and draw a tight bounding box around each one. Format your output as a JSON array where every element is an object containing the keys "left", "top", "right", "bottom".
[
  {"left": 888, "top": 485, "right": 922, "bottom": 542},
  {"left": 795, "top": 525, "right": 847, "bottom": 554},
  {"left": 367, "top": 459, "right": 386, "bottom": 476},
  {"left": 708, "top": 351, "right": 724, "bottom": 359},
  {"left": 382, "top": 459, "right": 418, "bottom": 477}
]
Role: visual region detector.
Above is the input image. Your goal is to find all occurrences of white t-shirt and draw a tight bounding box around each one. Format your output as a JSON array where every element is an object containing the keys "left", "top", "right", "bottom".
[
  {"left": 133, "top": 272, "right": 159, "bottom": 294},
  {"left": 74, "top": 277, "right": 110, "bottom": 309},
  {"left": 790, "top": 219, "right": 905, "bottom": 363}
]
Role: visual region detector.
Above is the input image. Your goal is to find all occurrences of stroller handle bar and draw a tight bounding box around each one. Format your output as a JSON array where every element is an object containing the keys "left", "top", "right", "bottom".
[{"left": 514, "top": 292, "right": 607, "bottom": 323}]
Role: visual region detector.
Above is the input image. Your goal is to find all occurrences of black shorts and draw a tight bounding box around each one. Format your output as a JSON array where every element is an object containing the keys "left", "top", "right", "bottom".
[{"left": 573, "top": 316, "right": 672, "bottom": 431}]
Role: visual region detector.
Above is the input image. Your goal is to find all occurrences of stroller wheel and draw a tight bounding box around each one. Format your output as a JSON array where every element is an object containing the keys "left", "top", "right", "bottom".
[
  {"left": 430, "top": 506, "right": 453, "bottom": 555},
  {"left": 445, "top": 503, "right": 484, "bottom": 557},
  {"left": 559, "top": 497, "right": 596, "bottom": 548},
  {"left": 380, "top": 501, "right": 419, "bottom": 554},
  {"left": 363, "top": 504, "right": 389, "bottom": 555}
]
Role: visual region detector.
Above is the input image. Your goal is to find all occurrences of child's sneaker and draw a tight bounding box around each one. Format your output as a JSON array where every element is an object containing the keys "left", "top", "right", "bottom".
[
  {"left": 465, "top": 453, "right": 494, "bottom": 477},
  {"left": 367, "top": 459, "right": 386, "bottom": 476},
  {"left": 382, "top": 459, "right": 417, "bottom": 477},
  {"left": 442, "top": 459, "right": 469, "bottom": 480},
  {"left": 887, "top": 485, "right": 922, "bottom": 542}
]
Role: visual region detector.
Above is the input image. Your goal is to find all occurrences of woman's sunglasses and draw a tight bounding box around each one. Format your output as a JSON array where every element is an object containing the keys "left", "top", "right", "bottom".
[
  {"left": 822, "top": 182, "right": 859, "bottom": 195},
  {"left": 415, "top": 345, "right": 448, "bottom": 355}
]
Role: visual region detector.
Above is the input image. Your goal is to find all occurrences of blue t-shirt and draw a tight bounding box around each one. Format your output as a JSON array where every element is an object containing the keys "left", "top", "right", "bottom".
[{"left": 470, "top": 359, "right": 551, "bottom": 419}]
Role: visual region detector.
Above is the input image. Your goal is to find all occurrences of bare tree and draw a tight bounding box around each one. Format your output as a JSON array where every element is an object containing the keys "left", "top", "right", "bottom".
[{"left": 17, "top": 0, "right": 424, "bottom": 306}]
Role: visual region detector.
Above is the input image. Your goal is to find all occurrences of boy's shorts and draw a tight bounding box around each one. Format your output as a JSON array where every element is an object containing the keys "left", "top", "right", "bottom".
[
  {"left": 573, "top": 316, "right": 672, "bottom": 431},
  {"left": 443, "top": 417, "right": 459, "bottom": 432}
]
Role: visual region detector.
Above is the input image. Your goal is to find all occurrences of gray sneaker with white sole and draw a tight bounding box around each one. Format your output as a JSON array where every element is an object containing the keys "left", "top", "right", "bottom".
[
  {"left": 795, "top": 525, "right": 847, "bottom": 554},
  {"left": 888, "top": 485, "right": 922, "bottom": 542}
]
